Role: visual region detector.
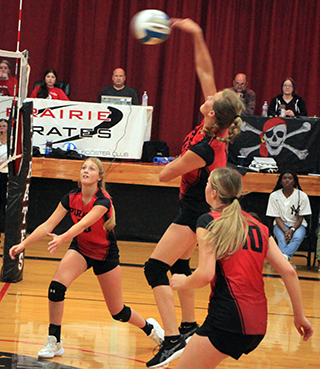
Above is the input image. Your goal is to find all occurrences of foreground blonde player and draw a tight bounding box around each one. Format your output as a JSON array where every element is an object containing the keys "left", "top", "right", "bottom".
[
  {"left": 171, "top": 167, "right": 313, "bottom": 369},
  {"left": 10, "top": 158, "right": 164, "bottom": 358}
]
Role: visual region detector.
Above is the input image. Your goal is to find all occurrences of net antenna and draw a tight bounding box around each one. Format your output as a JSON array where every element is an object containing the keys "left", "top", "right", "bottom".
[{"left": 0, "top": 0, "right": 30, "bottom": 172}]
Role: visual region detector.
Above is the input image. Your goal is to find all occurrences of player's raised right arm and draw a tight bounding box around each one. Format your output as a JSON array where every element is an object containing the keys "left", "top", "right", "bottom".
[{"left": 9, "top": 203, "right": 68, "bottom": 259}]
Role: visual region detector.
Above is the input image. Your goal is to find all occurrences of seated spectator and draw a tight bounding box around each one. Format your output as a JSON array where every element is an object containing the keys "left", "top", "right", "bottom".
[
  {"left": 268, "top": 78, "right": 307, "bottom": 117},
  {"left": 30, "top": 69, "right": 69, "bottom": 100},
  {"left": 266, "top": 170, "right": 311, "bottom": 261},
  {"left": 231, "top": 73, "right": 256, "bottom": 115},
  {"left": 0, "top": 60, "right": 18, "bottom": 96},
  {"left": 97, "top": 68, "right": 139, "bottom": 105}
]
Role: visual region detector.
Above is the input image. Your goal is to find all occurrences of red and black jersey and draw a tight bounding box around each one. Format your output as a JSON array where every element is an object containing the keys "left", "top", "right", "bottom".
[
  {"left": 0, "top": 76, "right": 18, "bottom": 96},
  {"left": 197, "top": 211, "right": 269, "bottom": 335},
  {"left": 179, "top": 120, "right": 228, "bottom": 213},
  {"left": 61, "top": 187, "right": 116, "bottom": 261}
]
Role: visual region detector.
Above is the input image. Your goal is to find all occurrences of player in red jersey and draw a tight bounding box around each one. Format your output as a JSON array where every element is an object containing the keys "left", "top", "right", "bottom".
[
  {"left": 144, "top": 19, "right": 245, "bottom": 368},
  {"left": 171, "top": 167, "right": 313, "bottom": 369},
  {"left": 9, "top": 157, "right": 164, "bottom": 359}
]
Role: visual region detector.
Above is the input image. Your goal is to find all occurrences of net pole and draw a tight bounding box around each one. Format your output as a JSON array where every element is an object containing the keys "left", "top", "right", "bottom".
[
  {"left": 16, "top": 0, "right": 23, "bottom": 53},
  {"left": 10, "top": 0, "right": 23, "bottom": 159},
  {"left": 13, "top": 0, "right": 23, "bottom": 96}
]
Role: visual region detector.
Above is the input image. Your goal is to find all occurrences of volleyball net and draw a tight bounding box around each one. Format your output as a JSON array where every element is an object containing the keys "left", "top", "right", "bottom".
[{"left": 0, "top": 49, "right": 33, "bottom": 282}]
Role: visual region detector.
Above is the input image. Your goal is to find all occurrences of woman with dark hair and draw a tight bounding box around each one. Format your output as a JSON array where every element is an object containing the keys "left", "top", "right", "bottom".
[
  {"left": 170, "top": 167, "right": 313, "bottom": 369},
  {"left": 268, "top": 78, "right": 307, "bottom": 117},
  {"left": 266, "top": 170, "right": 311, "bottom": 260},
  {"left": 30, "top": 69, "right": 69, "bottom": 100}
]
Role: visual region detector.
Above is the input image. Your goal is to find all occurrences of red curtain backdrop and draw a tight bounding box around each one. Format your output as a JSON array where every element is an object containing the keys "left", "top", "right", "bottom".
[{"left": 1, "top": 0, "right": 320, "bottom": 156}]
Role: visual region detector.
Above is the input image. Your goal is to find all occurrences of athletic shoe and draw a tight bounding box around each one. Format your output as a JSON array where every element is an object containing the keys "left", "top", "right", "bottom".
[
  {"left": 38, "top": 336, "right": 64, "bottom": 358},
  {"left": 146, "top": 318, "right": 164, "bottom": 345},
  {"left": 146, "top": 337, "right": 186, "bottom": 368},
  {"left": 179, "top": 323, "right": 199, "bottom": 343}
]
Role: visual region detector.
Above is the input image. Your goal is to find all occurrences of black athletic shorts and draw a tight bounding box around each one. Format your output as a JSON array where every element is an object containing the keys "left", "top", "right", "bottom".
[
  {"left": 69, "top": 240, "right": 120, "bottom": 275},
  {"left": 197, "top": 323, "right": 264, "bottom": 360},
  {"left": 173, "top": 203, "right": 205, "bottom": 233}
]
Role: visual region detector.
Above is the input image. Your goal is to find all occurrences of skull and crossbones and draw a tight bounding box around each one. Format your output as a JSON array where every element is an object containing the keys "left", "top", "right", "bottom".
[{"left": 239, "top": 118, "right": 311, "bottom": 159}]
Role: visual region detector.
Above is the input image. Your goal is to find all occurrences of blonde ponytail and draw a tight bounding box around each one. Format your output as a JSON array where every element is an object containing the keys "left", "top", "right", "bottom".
[
  {"left": 204, "top": 199, "right": 248, "bottom": 260},
  {"left": 204, "top": 167, "right": 248, "bottom": 260},
  {"left": 104, "top": 204, "right": 116, "bottom": 231},
  {"left": 216, "top": 115, "right": 243, "bottom": 144},
  {"left": 212, "top": 89, "right": 244, "bottom": 144}
]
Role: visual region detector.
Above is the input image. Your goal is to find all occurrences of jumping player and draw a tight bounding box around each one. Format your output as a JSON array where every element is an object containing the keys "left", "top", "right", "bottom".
[
  {"left": 9, "top": 157, "right": 164, "bottom": 359},
  {"left": 144, "top": 19, "right": 244, "bottom": 368},
  {"left": 170, "top": 167, "right": 313, "bottom": 369}
]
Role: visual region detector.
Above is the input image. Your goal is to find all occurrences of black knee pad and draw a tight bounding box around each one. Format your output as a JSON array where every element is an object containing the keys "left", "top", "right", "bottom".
[
  {"left": 170, "top": 259, "right": 192, "bottom": 276},
  {"left": 144, "top": 258, "right": 170, "bottom": 288},
  {"left": 112, "top": 305, "right": 131, "bottom": 322},
  {"left": 48, "top": 281, "right": 67, "bottom": 302}
]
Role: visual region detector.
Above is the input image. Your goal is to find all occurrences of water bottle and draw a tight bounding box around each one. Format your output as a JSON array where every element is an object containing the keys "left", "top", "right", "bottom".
[
  {"left": 160, "top": 157, "right": 174, "bottom": 164},
  {"left": 280, "top": 104, "right": 286, "bottom": 117},
  {"left": 262, "top": 101, "right": 268, "bottom": 117},
  {"left": 153, "top": 157, "right": 174, "bottom": 164},
  {"left": 45, "top": 139, "right": 53, "bottom": 158},
  {"left": 142, "top": 91, "right": 148, "bottom": 106}
]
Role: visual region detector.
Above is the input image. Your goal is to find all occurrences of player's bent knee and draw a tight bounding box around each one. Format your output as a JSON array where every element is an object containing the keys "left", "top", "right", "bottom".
[
  {"left": 144, "top": 258, "right": 170, "bottom": 288},
  {"left": 48, "top": 281, "right": 67, "bottom": 302},
  {"left": 170, "top": 258, "right": 192, "bottom": 276},
  {"left": 112, "top": 305, "right": 131, "bottom": 322}
]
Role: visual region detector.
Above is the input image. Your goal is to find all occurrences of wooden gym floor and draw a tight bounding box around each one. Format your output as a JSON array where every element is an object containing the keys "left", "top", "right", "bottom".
[{"left": 0, "top": 236, "right": 320, "bottom": 368}]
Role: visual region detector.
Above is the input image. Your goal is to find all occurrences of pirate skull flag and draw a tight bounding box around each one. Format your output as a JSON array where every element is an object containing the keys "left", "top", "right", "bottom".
[{"left": 228, "top": 116, "right": 320, "bottom": 174}]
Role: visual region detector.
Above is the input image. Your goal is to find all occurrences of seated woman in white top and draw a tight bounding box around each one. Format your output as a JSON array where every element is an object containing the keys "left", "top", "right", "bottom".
[{"left": 266, "top": 170, "right": 311, "bottom": 260}]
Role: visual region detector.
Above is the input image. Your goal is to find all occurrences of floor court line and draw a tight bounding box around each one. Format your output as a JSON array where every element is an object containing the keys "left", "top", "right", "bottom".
[
  {"left": 0, "top": 338, "right": 169, "bottom": 367},
  {"left": 20, "top": 255, "right": 320, "bottom": 282},
  {"left": 0, "top": 282, "right": 10, "bottom": 302}
]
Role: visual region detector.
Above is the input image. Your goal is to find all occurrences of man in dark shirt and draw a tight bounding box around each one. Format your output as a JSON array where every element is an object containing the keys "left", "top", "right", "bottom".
[
  {"left": 97, "top": 68, "right": 139, "bottom": 105},
  {"left": 231, "top": 73, "right": 256, "bottom": 115}
]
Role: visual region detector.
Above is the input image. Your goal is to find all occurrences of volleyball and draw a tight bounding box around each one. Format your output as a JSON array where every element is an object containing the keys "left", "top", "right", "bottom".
[
  {"left": 130, "top": 9, "right": 171, "bottom": 45},
  {"left": 63, "top": 142, "right": 77, "bottom": 151}
]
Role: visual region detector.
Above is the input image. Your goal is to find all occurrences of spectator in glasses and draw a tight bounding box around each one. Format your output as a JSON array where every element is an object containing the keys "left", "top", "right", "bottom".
[
  {"left": 231, "top": 73, "right": 256, "bottom": 115},
  {"left": 268, "top": 78, "right": 307, "bottom": 117}
]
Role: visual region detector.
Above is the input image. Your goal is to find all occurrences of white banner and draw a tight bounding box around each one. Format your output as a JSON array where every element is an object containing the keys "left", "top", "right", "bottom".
[
  {"left": 26, "top": 99, "right": 153, "bottom": 159},
  {"left": 0, "top": 96, "right": 14, "bottom": 118}
]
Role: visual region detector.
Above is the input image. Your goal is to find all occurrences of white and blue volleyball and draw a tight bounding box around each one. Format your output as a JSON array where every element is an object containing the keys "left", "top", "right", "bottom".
[
  {"left": 131, "top": 9, "right": 171, "bottom": 45},
  {"left": 63, "top": 142, "right": 76, "bottom": 151}
]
